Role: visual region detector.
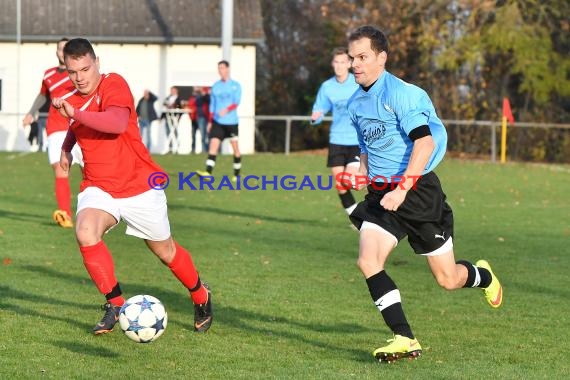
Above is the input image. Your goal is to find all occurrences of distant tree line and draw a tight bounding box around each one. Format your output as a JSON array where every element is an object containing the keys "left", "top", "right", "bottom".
[{"left": 254, "top": 0, "right": 570, "bottom": 162}]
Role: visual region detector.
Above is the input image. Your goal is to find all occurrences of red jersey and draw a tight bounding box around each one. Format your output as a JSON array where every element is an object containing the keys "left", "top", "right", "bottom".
[
  {"left": 41, "top": 66, "right": 73, "bottom": 135},
  {"left": 187, "top": 96, "right": 198, "bottom": 121},
  {"left": 69, "top": 73, "right": 163, "bottom": 198}
]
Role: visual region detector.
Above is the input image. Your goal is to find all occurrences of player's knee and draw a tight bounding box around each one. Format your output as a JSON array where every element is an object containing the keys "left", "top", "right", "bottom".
[
  {"left": 357, "top": 256, "right": 378, "bottom": 275},
  {"left": 154, "top": 242, "right": 176, "bottom": 265},
  {"left": 356, "top": 256, "right": 366, "bottom": 270},
  {"left": 75, "top": 224, "right": 100, "bottom": 246},
  {"left": 434, "top": 273, "right": 460, "bottom": 290}
]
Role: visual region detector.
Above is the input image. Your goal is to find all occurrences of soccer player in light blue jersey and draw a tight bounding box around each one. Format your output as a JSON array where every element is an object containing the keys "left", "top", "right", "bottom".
[
  {"left": 346, "top": 26, "right": 503, "bottom": 363},
  {"left": 197, "top": 60, "right": 242, "bottom": 181},
  {"left": 311, "top": 47, "right": 361, "bottom": 217}
]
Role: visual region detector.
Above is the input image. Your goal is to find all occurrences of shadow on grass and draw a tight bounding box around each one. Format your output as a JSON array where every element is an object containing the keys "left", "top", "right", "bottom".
[
  {"left": 505, "top": 279, "right": 569, "bottom": 301},
  {"left": 179, "top": 303, "right": 374, "bottom": 362},
  {"left": 168, "top": 203, "right": 315, "bottom": 226},
  {"left": 21, "top": 265, "right": 91, "bottom": 287},
  {"left": 0, "top": 300, "right": 92, "bottom": 332},
  {"left": 50, "top": 340, "right": 119, "bottom": 358},
  {"left": 0, "top": 279, "right": 101, "bottom": 335},
  {"left": 0, "top": 209, "right": 52, "bottom": 226},
  {"left": 0, "top": 284, "right": 93, "bottom": 310},
  {"left": 20, "top": 264, "right": 373, "bottom": 362}
]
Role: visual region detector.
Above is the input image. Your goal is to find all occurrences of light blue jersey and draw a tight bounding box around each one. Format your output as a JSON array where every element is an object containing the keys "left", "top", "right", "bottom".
[
  {"left": 210, "top": 78, "right": 241, "bottom": 125},
  {"left": 347, "top": 71, "right": 447, "bottom": 180},
  {"left": 312, "top": 73, "right": 359, "bottom": 146}
]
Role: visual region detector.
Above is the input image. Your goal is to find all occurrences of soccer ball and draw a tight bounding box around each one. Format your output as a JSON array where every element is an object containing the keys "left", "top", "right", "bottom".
[{"left": 119, "top": 295, "right": 168, "bottom": 343}]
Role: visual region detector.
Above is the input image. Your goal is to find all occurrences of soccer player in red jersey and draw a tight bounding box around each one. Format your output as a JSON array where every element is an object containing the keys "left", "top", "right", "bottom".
[
  {"left": 51, "top": 38, "right": 213, "bottom": 334},
  {"left": 22, "top": 38, "right": 82, "bottom": 228}
]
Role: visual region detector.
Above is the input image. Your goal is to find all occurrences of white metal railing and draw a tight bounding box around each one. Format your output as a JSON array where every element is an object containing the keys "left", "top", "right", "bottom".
[
  {"left": 254, "top": 115, "right": 570, "bottom": 161},
  {"left": 0, "top": 110, "right": 194, "bottom": 154},
  {"left": 2, "top": 111, "right": 569, "bottom": 161}
]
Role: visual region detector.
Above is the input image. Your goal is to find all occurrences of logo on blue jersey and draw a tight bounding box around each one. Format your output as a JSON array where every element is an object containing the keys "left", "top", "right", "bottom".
[
  {"left": 362, "top": 120, "right": 386, "bottom": 145},
  {"left": 334, "top": 99, "right": 349, "bottom": 116}
]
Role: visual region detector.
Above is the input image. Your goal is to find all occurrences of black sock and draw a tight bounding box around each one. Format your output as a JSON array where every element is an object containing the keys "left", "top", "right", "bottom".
[
  {"left": 206, "top": 154, "right": 216, "bottom": 174},
  {"left": 233, "top": 156, "right": 241, "bottom": 176},
  {"left": 366, "top": 271, "right": 414, "bottom": 339},
  {"left": 339, "top": 190, "right": 356, "bottom": 208},
  {"left": 457, "top": 260, "right": 492, "bottom": 288},
  {"left": 105, "top": 283, "right": 122, "bottom": 301},
  {"left": 188, "top": 276, "right": 202, "bottom": 293}
]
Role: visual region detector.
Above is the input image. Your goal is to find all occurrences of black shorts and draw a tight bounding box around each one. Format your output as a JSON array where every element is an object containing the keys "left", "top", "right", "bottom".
[
  {"left": 209, "top": 121, "right": 239, "bottom": 140},
  {"left": 349, "top": 171, "right": 454, "bottom": 255},
  {"left": 327, "top": 144, "right": 360, "bottom": 167}
]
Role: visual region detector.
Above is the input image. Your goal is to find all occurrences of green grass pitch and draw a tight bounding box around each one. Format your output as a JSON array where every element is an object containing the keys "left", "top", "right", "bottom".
[{"left": 1, "top": 151, "right": 569, "bottom": 379}]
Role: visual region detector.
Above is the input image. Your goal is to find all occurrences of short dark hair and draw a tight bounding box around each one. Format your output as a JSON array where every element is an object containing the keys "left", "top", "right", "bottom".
[
  {"left": 63, "top": 38, "right": 96, "bottom": 60},
  {"left": 348, "top": 26, "right": 389, "bottom": 55},
  {"left": 218, "top": 60, "right": 230, "bottom": 67},
  {"left": 332, "top": 47, "right": 348, "bottom": 58}
]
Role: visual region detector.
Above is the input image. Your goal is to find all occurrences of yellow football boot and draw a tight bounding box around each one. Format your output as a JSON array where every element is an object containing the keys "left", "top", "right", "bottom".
[
  {"left": 373, "top": 334, "right": 422, "bottom": 363},
  {"left": 52, "top": 209, "right": 73, "bottom": 228},
  {"left": 476, "top": 260, "right": 503, "bottom": 308}
]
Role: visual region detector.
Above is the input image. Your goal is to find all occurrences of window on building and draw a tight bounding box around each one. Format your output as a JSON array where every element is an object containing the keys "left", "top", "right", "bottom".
[{"left": 177, "top": 86, "right": 194, "bottom": 101}]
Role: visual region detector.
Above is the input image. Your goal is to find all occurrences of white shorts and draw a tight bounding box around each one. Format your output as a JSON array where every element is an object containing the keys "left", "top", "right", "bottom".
[
  {"left": 77, "top": 186, "right": 171, "bottom": 241},
  {"left": 47, "top": 131, "right": 83, "bottom": 166}
]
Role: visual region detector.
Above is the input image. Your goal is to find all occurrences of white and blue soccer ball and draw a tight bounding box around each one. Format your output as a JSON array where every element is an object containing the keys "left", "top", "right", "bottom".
[{"left": 119, "top": 295, "right": 168, "bottom": 343}]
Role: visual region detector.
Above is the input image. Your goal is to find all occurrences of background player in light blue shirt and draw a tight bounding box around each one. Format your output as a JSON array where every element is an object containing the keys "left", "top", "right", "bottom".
[
  {"left": 311, "top": 47, "right": 360, "bottom": 217},
  {"left": 346, "top": 25, "right": 503, "bottom": 363},
  {"left": 197, "top": 60, "right": 242, "bottom": 181}
]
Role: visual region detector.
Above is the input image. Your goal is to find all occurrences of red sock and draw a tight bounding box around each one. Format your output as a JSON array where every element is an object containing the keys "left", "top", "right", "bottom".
[
  {"left": 80, "top": 240, "right": 125, "bottom": 306},
  {"left": 55, "top": 177, "right": 72, "bottom": 216},
  {"left": 168, "top": 241, "right": 208, "bottom": 304}
]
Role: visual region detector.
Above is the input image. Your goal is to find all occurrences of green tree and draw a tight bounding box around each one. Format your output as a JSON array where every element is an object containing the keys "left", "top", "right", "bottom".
[
  {"left": 432, "top": 0, "right": 570, "bottom": 121},
  {"left": 255, "top": 0, "right": 569, "bottom": 160}
]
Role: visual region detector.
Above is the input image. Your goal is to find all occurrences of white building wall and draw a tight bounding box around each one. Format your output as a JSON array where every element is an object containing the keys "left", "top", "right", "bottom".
[{"left": 0, "top": 42, "right": 256, "bottom": 154}]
